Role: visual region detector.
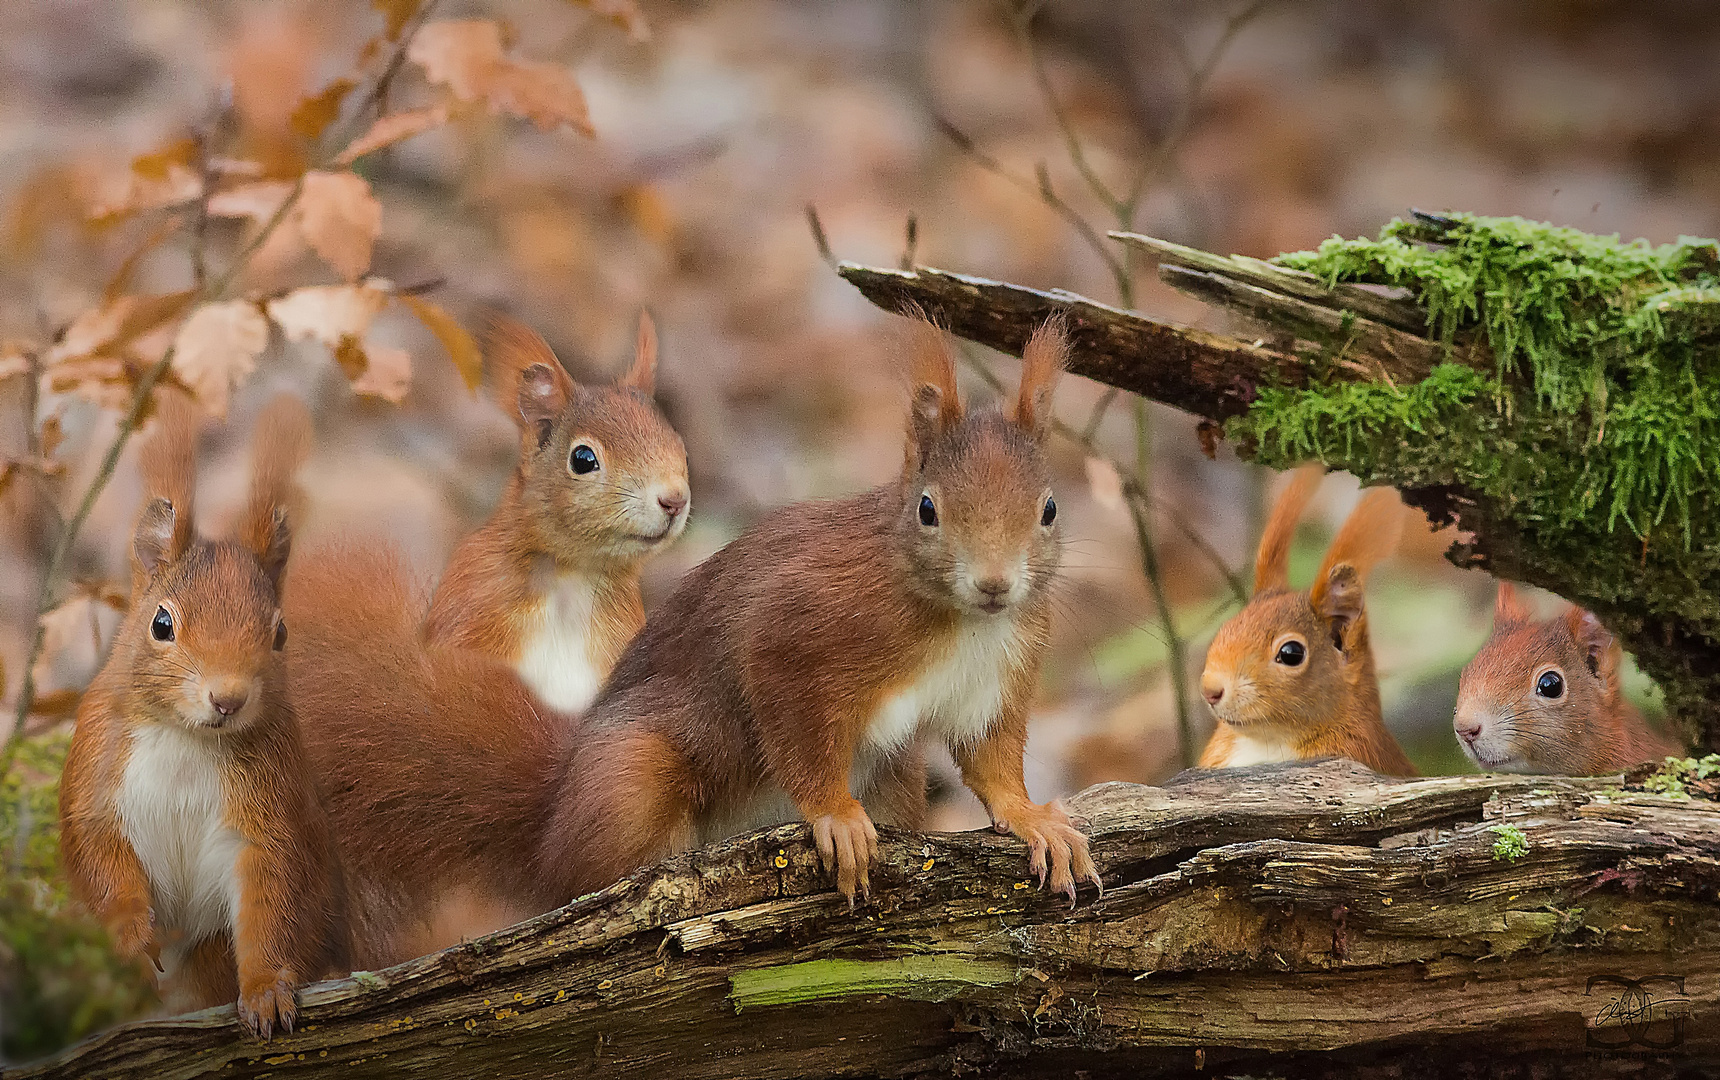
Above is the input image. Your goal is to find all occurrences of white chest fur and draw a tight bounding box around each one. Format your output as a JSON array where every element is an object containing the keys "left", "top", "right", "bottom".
[
  {"left": 115, "top": 725, "right": 245, "bottom": 943},
  {"left": 863, "top": 614, "right": 1026, "bottom": 756},
  {"left": 515, "top": 572, "right": 605, "bottom": 713},
  {"left": 1221, "top": 731, "right": 1300, "bottom": 768}
]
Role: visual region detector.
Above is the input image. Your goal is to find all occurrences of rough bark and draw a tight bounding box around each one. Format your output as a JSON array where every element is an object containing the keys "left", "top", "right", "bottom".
[
  {"left": 11, "top": 762, "right": 1719, "bottom": 1079},
  {"left": 837, "top": 246, "right": 1720, "bottom": 751}
]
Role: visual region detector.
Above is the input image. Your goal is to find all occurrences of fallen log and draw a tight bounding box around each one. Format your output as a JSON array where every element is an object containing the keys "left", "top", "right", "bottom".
[{"left": 12, "top": 761, "right": 1717, "bottom": 1079}]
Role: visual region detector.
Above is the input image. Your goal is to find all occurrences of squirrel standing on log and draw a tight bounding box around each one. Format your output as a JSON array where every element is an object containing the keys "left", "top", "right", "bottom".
[
  {"left": 535, "top": 314, "right": 1099, "bottom": 904},
  {"left": 1198, "top": 466, "right": 1417, "bottom": 776},
  {"left": 58, "top": 395, "right": 347, "bottom": 1040}
]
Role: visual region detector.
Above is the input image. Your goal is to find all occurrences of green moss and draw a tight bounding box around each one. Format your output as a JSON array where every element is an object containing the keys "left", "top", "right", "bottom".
[
  {"left": 1487, "top": 824, "right": 1530, "bottom": 862},
  {"left": 728, "top": 955, "right": 1018, "bottom": 1012},
  {"left": 1638, "top": 753, "right": 1720, "bottom": 799},
  {"left": 0, "top": 730, "right": 156, "bottom": 1061},
  {"left": 1225, "top": 215, "right": 1720, "bottom": 737},
  {"left": 1246, "top": 213, "right": 1720, "bottom": 544}
]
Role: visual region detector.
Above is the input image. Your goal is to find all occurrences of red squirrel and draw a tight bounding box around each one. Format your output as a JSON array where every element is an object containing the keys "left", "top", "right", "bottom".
[
  {"left": 58, "top": 394, "right": 346, "bottom": 1039},
  {"left": 423, "top": 313, "right": 689, "bottom": 713},
  {"left": 536, "top": 315, "right": 1098, "bottom": 903},
  {"left": 1198, "top": 466, "right": 1416, "bottom": 775},
  {"left": 286, "top": 544, "right": 557, "bottom": 966},
  {"left": 1454, "top": 583, "right": 1684, "bottom": 774}
]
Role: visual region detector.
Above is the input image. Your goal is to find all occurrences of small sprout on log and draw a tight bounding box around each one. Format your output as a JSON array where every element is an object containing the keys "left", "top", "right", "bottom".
[{"left": 1488, "top": 824, "right": 1530, "bottom": 861}]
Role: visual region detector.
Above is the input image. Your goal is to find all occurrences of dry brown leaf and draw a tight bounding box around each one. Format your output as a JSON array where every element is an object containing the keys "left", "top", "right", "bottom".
[
  {"left": 373, "top": 0, "right": 422, "bottom": 38},
  {"left": 0, "top": 343, "right": 30, "bottom": 381},
  {"left": 351, "top": 342, "right": 412, "bottom": 402},
  {"left": 299, "top": 170, "right": 383, "bottom": 281},
  {"left": 208, "top": 179, "right": 297, "bottom": 222},
  {"left": 89, "top": 151, "right": 202, "bottom": 223},
  {"left": 291, "top": 78, "right": 358, "bottom": 142},
  {"left": 29, "top": 689, "right": 83, "bottom": 722},
  {"left": 567, "top": 0, "right": 650, "bottom": 42},
  {"left": 267, "top": 284, "right": 389, "bottom": 347},
  {"left": 47, "top": 292, "right": 196, "bottom": 366},
  {"left": 40, "top": 415, "right": 64, "bottom": 460},
  {"left": 170, "top": 300, "right": 271, "bottom": 416},
  {"left": 335, "top": 105, "right": 450, "bottom": 165},
  {"left": 409, "top": 20, "right": 593, "bottom": 135},
  {"left": 401, "top": 295, "right": 481, "bottom": 390}
]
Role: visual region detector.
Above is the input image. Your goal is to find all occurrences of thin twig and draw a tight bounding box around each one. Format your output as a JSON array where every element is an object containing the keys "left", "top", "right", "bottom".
[
  {"left": 1128, "top": 400, "right": 1194, "bottom": 769},
  {"left": 932, "top": 112, "right": 1130, "bottom": 304},
  {"left": 805, "top": 204, "right": 835, "bottom": 269}
]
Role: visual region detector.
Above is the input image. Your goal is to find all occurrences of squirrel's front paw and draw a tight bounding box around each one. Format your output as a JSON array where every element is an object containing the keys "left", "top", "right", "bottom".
[
  {"left": 992, "top": 801, "right": 1101, "bottom": 905},
  {"left": 108, "top": 905, "right": 163, "bottom": 973},
  {"left": 810, "top": 801, "right": 879, "bottom": 904},
  {"left": 238, "top": 971, "right": 299, "bottom": 1041}
]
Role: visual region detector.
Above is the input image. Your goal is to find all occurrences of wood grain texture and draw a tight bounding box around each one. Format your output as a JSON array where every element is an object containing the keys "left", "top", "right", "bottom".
[{"left": 15, "top": 761, "right": 1718, "bottom": 1079}]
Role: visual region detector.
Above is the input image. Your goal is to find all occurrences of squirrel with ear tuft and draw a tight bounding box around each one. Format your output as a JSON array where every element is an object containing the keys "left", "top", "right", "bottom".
[
  {"left": 1454, "top": 583, "right": 1684, "bottom": 774},
  {"left": 424, "top": 312, "right": 689, "bottom": 714},
  {"left": 1198, "top": 465, "right": 1416, "bottom": 775},
  {"left": 536, "top": 313, "right": 1099, "bottom": 905},
  {"left": 58, "top": 393, "right": 347, "bottom": 1040}
]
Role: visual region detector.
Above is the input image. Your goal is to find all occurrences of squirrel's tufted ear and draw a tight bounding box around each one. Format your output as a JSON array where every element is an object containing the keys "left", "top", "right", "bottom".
[
  {"left": 902, "top": 313, "right": 962, "bottom": 472},
  {"left": 1253, "top": 465, "right": 1323, "bottom": 593},
  {"left": 1494, "top": 581, "right": 1530, "bottom": 624},
  {"left": 1310, "top": 562, "right": 1365, "bottom": 652},
  {"left": 1014, "top": 316, "right": 1066, "bottom": 440},
  {"left": 486, "top": 315, "right": 574, "bottom": 447},
  {"left": 1566, "top": 606, "right": 1622, "bottom": 687},
  {"left": 133, "top": 497, "right": 179, "bottom": 581},
  {"left": 619, "top": 309, "right": 657, "bottom": 394}
]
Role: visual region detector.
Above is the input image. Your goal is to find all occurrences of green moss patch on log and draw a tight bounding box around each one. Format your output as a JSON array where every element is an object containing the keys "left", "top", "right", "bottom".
[{"left": 1223, "top": 214, "right": 1720, "bottom": 744}]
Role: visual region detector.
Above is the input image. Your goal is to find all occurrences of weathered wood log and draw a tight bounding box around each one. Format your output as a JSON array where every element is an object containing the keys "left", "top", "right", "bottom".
[
  {"left": 837, "top": 253, "right": 1720, "bottom": 752},
  {"left": 13, "top": 761, "right": 1718, "bottom": 1079}
]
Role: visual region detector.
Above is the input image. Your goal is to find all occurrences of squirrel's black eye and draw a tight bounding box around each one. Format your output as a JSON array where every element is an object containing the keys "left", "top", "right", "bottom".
[
  {"left": 273, "top": 621, "right": 288, "bottom": 651},
  {"left": 570, "top": 444, "right": 599, "bottom": 475},
  {"left": 150, "top": 606, "right": 174, "bottom": 642},
  {"left": 1535, "top": 670, "right": 1564, "bottom": 699},
  {"left": 1274, "top": 639, "right": 1305, "bottom": 667},
  {"left": 1041, "top": 496, "right": 1057, "bottom": 527},
  {"left": 918, "top": 494, "right": 938, "bottom": 527}
]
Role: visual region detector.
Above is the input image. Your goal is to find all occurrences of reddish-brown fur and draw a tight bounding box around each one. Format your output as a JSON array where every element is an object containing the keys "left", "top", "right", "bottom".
[
  {"left": 1454, "top": 583, "right": 1685, "bottom": 774},
  {"left": 423, "top": 313, "right": 688, "bottom": 714},
  {"left": 537, "top": 316, "right": 1099, "bottom": 903},
  {"left": 284, "top": 545, "right": 559, "bottom": 966},
  {"left": 58, "top": 394, "right": 347, "bottom": 1040},
  {"left": 1198, "top": 468, "right": 1416, "bottom": 775}
]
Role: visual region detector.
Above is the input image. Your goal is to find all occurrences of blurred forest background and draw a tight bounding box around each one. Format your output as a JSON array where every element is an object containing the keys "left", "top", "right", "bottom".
[{"left": 1, "top": 0, "right": 1715, "bottom": 1059}]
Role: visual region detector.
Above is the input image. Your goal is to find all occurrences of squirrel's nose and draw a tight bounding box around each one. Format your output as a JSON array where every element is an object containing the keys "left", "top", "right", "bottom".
[
  {"left": 975, "top": 577, "right": 1013, "bottom": 598},
  {"left": 658, "top": 491, "right": 688, "bottom": 518},
  {"left": 209, "top": 689, "right": 250, "bottom": 717},
  {"left": 1201, "top": 677, "right": 1225, "bottom": 707},
  {"left": 1455, "top": 719, "right": 1483, "bottom": 742}
]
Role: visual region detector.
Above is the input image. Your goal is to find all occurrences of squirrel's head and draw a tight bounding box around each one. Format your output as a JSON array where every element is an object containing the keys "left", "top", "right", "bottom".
[
  {"left": 124, "top": 394, "right": 306, "bottom": 735},
  {"left": 894, "top": 315, "right": 1065, "bottom": 618},
  {"left": 1200, "top": 469, "right": 1401, "bottom": 737},
  {"left": 1454, "top": 584, "right": 1627, "bottom": 774},
  {"left": 489, "top": 312, "right": 689, "bottom": 569}
]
